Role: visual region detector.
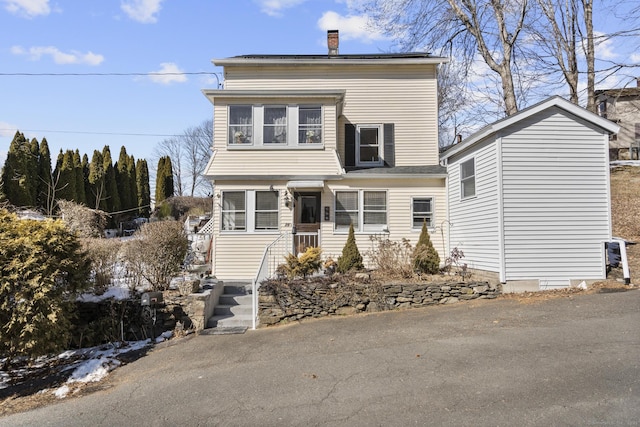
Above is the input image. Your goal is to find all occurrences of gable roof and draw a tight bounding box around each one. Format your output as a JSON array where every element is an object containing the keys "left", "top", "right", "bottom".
[
  {"left": 440, "top": 96, "right": 620, "bottom": 162},
  {"left": 214, "top": 53, "right": 448, "bottom": 67}
]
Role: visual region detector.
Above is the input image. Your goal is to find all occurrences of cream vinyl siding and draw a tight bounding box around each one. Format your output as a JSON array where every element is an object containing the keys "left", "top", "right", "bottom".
[
  {"left": 501, "top": 108, "right": 610, "bottom": 280},
  {"left": 223, "top": 65, "right": 439, "bottom": 166},
  {"left": 321, "top": 178, "right": 447, "bottom": 266},
  {"left": 447, "top": 139, "right": 502, "bottom": 273}
]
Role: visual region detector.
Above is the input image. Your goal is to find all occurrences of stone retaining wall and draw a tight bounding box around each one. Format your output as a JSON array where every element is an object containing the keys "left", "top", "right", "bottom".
[{"left": 259, "top": 280, "right": 501, "bottom": 326}]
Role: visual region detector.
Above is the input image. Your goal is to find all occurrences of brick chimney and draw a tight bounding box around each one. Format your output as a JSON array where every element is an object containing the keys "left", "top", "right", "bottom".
[{"left": 328, "top": 30, "right": 339, "bottom": 56}]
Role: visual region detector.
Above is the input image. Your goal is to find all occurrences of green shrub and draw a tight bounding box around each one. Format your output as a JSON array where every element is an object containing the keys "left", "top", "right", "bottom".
[
  {"left": 282, "top": 246, "right": 323, "bottom": 279},
  {"left": 0, "top": 209, "right": 91, "bottom": 361},
  {"left": 412, "top": 220, "right": 440, "bottom": 275},
  {"left": 337, "top": 223, "right": 364, "bottom": 273}
]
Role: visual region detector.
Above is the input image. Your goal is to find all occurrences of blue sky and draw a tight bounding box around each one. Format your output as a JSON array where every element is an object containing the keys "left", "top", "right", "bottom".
[
  {"left": 0, "top": 0, "right": 393, "bottom": 167},
  {"left": 1, "top": 0, "right": 638, "bottom": 169}
]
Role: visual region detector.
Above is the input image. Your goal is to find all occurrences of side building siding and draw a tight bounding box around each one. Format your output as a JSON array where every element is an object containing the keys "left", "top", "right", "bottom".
[
  {"left": 447, "top": 139, "right": 502, "bottom": 273},
  {"left": 501, "top": 108, "right": 611, "bottom": 280}
]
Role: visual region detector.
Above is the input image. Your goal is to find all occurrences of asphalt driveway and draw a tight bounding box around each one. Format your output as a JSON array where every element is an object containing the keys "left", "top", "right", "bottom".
[{"left": 3, "top": 289, "right": 640, "bottom": 426}]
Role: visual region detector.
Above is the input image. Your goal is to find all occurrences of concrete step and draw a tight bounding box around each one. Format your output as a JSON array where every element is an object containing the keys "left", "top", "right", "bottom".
[
  {"left": 207, "top": 313, "right": 253, "bottom": 328},
  {"left": 219, "top": 293, "right": 253, "bottom": 306},
  {"left": 223, "top": 284, "right": 252, "bottom": 295},
  {"left": 214, "top": 304, "right": 253, "bottom": 316}
]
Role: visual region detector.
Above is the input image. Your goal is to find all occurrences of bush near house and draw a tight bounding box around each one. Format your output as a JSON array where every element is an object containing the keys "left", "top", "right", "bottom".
[
  {"left": 368, "top": 235, "right": 414, "bottom": 278},
  {"left": 0, "top": 209, "right": 90, "bottom": 363},
  {"left": 412, "top": 220, "right": 440, "bottom": 275},
  {"left": 282, "top": 246, "right": 323, "bottom": 279},
  {"left": 337, "top": 223, "right": 364, "bottom": 273}
]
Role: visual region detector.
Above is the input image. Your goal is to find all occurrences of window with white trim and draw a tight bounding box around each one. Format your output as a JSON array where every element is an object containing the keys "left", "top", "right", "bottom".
[
  {"left": 229, "top": 105, "right": 253, "bottom": 145},
  {"left": 222, "top": 191, "right": 246, "bottom": 231},
  {"left": 460, "top": 158, "right": 476, "bottom": 199},
  {"left": 255, "top": 191, "right": 279, "bottom": 230},
  {"left": 412, "top": 197, "right": 433, "bottom": 229},
  {"left": 357, "top": 124, "right": 383, "bottom": 166},
  {"left": 227, "top": 104, "right": 323, "bottom": 147},
  {"left": 335, "top": 190, "right": 387, "bottom": 232},
  {"left": 221, "top": 190, "right": 279, "bottom": 232},
  {"left": 299, "top": 106, "right": 322, "bottom": 144}
]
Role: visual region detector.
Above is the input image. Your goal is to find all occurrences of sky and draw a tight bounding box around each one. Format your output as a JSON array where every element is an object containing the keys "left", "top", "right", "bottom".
[
  {"left": 0, "top": 0, "right": 393, "bottom": 168},
  {"left": 1, "top": 0, "right": 638, "bottom": 169}
]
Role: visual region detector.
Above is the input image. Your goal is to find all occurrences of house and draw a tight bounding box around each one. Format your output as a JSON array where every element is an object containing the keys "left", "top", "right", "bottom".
[
  {"left": 595, "top": 78, "right": 640, "bottom": 160},
  {"left": 202, "top": 31, "right": 449, "bottom": 282},
  {"left": 440, "top": 96, "right": 620, "bottom": 292}
]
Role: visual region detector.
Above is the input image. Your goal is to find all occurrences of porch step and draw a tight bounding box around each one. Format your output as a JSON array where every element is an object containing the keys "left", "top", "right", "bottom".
[{"left": 205, "top": 282, "right": 254, "bottom": 330}]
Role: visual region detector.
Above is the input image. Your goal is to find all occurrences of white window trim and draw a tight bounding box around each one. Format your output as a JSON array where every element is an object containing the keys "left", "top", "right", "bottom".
[
  {"left": 334, "top": 189, "right": 388, "bottom": 233},
  {"left": 227, "top": 104, "right": 324, "bottom": 149},
  {"left": 220, "top": 190, "right": 280, "bottom": 233},
  {"left": 411, "top": 196, "right": 435, "bottom": 230},
  {"left": 254, "top": 190, "right": 280, "bottom": 231},
  {"left": 356, "top": 124, "right": 384, "bottom": 167},
  {"left": 460, "top": 157, "right": 476, "bottom": 200}
]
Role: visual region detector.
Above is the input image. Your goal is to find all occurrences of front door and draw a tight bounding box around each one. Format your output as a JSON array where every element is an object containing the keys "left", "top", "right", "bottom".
[{"left": 294, "top": 192, "right": 321, "bottom": 253}]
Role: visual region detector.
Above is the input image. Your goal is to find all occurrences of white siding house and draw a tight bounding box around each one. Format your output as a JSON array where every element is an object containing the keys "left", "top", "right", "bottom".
[{"left": 441, "top": 96, "right": 620, "bottom": 291}]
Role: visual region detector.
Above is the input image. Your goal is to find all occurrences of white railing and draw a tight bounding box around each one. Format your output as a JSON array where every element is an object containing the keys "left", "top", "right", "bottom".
[{"left": 251, "top": 232, "right": 292, "bottom": 329}]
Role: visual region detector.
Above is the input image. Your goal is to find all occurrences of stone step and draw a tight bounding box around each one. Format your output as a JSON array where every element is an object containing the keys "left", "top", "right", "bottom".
[
  {"left": 207, "top": 313, "right": 254, "bottom": 328},
  {"left": 214, "top": 304, "right": 253, "bottom": 316},
  {"left": 219, "top": 293, "right": 253, "bottom": 306}
]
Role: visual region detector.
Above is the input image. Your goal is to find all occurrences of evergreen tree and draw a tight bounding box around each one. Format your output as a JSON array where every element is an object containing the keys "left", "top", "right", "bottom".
[
  {"left": 136, "top": 159, "right": 151, "bottom": 217},
  {"left": 337, "top": 223, "right": 364, "bottom": 273},
  {"left": 162, "top": 156, "right": 174, "bottom": 200},
  {"left": 127, "top": 154, "right": 138, "bottom": 214},
  {"left": 88, "top": 150, "right": 106, "bottom": 210},
  {"left": 56, "top": 150, "right": 77, "bottom": 202},
  {"left": 1, "top": 131, "right": 34, "bottom": 207},
  {"left": 412, "top": 219, "right": 440, "bottom": 275},
  {"left": 73, "top": 150, "right": 86, "bottom": 205},
  {"left": 102, "top": 146, "right": 120, "bottom": 213},
  {"left": 36, "top": 138, "right": 52, "bottom": 210},
  {"left": 155, "top": 156, "right": 166, "bottom": 204},
  {"left": 81, "top": 153, "right": 91, "bottom": 208},
  {"left": 26, "top": 138, "right": 39, "bottom": 207},
  {"left": 116, "top": 146, "right": 132, "bottom": 211}
]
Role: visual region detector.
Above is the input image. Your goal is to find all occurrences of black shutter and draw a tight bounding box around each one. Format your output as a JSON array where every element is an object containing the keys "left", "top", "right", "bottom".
[
  {"left": 383, "top": 123, "right": 395, "bottom": 167},
  {"left": 345, "top": 123, "right": 356, "bottom": 167}
]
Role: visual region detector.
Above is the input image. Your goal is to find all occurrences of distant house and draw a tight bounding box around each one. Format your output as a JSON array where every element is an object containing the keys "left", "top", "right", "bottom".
[
  {"left": 202, "top": 31, "right": 449, "bottom": 281},
  {"left": 440, "top": 96, "right": 620, "bottom": 292},
  {"left": 595, "top": 78, "right": 640, "bottom": 160}
]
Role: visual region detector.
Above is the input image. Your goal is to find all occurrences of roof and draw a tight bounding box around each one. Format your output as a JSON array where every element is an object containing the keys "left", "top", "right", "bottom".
[
  {"left": 344, "top": 165, "right": 447, "bottom": 178},
  {"left": 214, "top": 53, "right": 449, "bottom": 67},
  {"left": 440, "top": 96, "right": 621, "bottom": 162},
  {"left": 595, "top": 87, "right": 640, "bottom": 98}
]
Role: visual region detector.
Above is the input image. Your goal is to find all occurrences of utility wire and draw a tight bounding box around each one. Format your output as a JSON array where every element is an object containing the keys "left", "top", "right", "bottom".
[
  {"left": 0, "top": 71, "right": 219, "bottom": 77},
  {"left": 0, "top": 128, "right": 181, "bottom": 137}
]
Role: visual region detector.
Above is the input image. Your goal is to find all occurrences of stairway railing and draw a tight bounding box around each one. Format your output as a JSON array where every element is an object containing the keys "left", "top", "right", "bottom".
[{"left": 251, "top": 232, "right": 292, "bottom": 329}]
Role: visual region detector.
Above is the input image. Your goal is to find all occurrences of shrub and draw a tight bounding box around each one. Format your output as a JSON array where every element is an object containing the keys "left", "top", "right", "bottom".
[
  {"left": 58, "top": 200, "right": 107, "bottom": 238},
  {"left": 0, "top": 209, "right": 91, "bottom": 362},
  {"left": 124, "top": 220, "right": 189, "bottom": 291},
  {"left": 337, "top": 224, "right": 364, "bottom": 273},
  {"left": 412, "top": 220, "right": 440, "bottom": 275},
  {"left": 82, "top": 238, "right": 124, "bottom": 294},
  {"left": 282, "top": 246, "right": 323, "bottom": 279},
  {"left": 367, "top": 236, "right": 414, "bottom": 278}
]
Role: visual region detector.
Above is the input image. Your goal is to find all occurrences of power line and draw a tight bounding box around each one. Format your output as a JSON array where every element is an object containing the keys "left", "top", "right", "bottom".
[{"left": 0, "top": 128, "right": 181, "bottom": 137}]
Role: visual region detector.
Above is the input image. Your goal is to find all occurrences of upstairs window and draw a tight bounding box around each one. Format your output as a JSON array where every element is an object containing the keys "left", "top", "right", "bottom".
[
  {"left": 357, "top": 124, "right": 383, "bottom": 166},
  {"left": 263, "top": 106, "right": 287, "bottom": 144},
  {"left": 460, "top": 158, "right": 476, "bottom": 199},
  {"left": 299, "top": 106, "right": 322, "bottom": 144},
  {"left": 229, "top": 106, "right": 253, "bottom": 145}
]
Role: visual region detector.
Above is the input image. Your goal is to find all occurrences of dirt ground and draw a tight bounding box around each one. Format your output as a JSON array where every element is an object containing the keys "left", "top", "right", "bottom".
[{"left": 2, "top": 166, "right": 639, "bottom": 418}]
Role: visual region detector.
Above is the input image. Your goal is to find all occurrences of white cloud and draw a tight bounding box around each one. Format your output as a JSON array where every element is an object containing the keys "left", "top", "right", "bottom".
[
  {"left": 2, "top": 0, "right": 50, "bottom": 18},
  {"left": 11, "top": 45, "right": 104, "bottom": 66},
  {"left": 0, "top": 121, "right": 17, "bottom": 138},
  {"left": 121, "top": 0, "right": 163, "bottom": 23},
  {"left": 317, "top": 10, "right": 388, "bottom": 44},
  {"left": 148, "top": 62, "right": 188, "bottom": 85},
  {"left": 594, "top": 31, "right": 618, "bottom": 61},
  {"left": 256, "top": 0, "right": 307, "bottom": 17}
]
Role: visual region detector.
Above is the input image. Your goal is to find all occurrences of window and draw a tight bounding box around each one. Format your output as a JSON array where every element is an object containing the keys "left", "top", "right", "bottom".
[
  {"left": 299, "top": 106, "right": 322, "bottom": 144},
  {"left": 460, "top": 158, "right": 476, "bottom": 199},
  {"left": 357, "top": 125, "right": 383, "bottom": 166},
  {"left": 335, "top": 190, "right": 387, "bottom": 232},
  {"left": 263, "top": 106, "right": 287, "bottom": 144},
  {"left": 229, "top": 105, "right": 253, "bottom": 145},
  {"left": 255, "top": 191, "right": 279, "bottom": 230},
  {"left": 412, "top": 198, "right": 433, "bottom": 229},
  {"left": 222, "top": 191, "right": 246, "bottom": 231}
]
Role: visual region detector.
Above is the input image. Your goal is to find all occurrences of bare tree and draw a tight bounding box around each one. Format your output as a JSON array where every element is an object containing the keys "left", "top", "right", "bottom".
[{"left": 155, "top": 136, "right": 184, "bottom": 196}]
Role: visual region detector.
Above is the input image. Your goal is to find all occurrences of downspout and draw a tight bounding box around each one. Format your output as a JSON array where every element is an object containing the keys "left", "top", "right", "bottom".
[{"left": 496, "top": 135, "right": 506, "bottom": 283}]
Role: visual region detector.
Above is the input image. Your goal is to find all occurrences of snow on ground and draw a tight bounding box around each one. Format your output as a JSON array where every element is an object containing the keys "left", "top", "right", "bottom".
[{"left": 610, "top": 160, "right": 640, "bottom": 167}]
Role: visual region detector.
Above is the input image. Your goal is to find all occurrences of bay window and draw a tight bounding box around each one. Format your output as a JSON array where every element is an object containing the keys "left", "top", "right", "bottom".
[
  {"left": 228, "top": 105, "right": 253, "bottom": 145},
  {"left": 298, "top": 106, "right": 322, "bottom": 144},
  {"left": 263, "top": 106, "right": 287, "bottom": 144}
]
